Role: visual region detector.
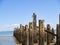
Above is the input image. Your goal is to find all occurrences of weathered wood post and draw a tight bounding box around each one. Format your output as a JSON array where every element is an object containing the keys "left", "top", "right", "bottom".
[
  {"left": 29, "top": 22, "right": 34, "bottom": 45},
  {"left": 56, "top": 24, "right": 60, "bottom": 45},
  {"left": 49, "top": 28, "right": 54, "bottom": 43},
  {"left": 24, "top": 25, "right": 28, "bottom": 45},
  {"left": 20, "top": 24, "right": 23, "bottom": 42},
  {"left": 33, "top": 13, "right": 37, "bottom": 43},
  {"left": 22, "top": 26, "right": 25, "bottom": 45},
  {"left": 59, "top": 14, "right": 60, "bottom": 24},
  {"left": 51, "top": 28, "right": 55, "bottom": 42},
  {"left": 39, "top": 20, "right": 45, "bottom": 45},
  {"left": 47, "top": 24, "right": 51, "bottom": 45}
]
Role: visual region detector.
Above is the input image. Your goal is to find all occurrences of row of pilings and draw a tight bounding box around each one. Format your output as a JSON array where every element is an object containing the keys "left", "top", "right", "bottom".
[{"left": 13, "top": 13, "right": 60, "bottom": 45}]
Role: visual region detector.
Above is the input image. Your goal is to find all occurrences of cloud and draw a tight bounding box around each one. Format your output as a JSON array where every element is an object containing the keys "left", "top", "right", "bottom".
[{"left": 0, "top": 24, "right": 20, "bottom": 31}]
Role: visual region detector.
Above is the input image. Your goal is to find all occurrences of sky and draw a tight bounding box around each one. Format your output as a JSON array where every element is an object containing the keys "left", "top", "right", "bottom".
[{"left": 0, "top": 0, "right": 60, "bottom": 31}]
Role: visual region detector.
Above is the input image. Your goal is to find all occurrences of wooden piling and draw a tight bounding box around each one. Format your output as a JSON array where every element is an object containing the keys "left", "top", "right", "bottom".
[
  {"left": 39, "top": 20, "right": 45, "bottom": 45},
  {"left": 22, "top": 26, "right": 26, "bottom": 45},
  {"left": 56, "top": 24, "right": 60, "bottom": 45},
  {"left": 51, "top": 28, "right": 55, "bottom": 42},
  {"left": 47, "top": 24, "right": 51, "bottom": 45},
  {"left": 33, "top": 13, "right": 38, "bottom": 43},
  {"left": 20, "top": 24, "right": 23, "bottom": 42},
  {"left": 24, "top": 25, "right": 28, "bottom": 45},
  {"left": 29, "top": 22, "right": 34, "bottom": 45}
]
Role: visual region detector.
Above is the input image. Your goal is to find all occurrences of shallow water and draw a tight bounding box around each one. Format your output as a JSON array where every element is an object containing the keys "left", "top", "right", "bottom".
[
  {"left": 0, "top": 36, "right": 17, "bottom": 45},
  {"left": 0, "top": 31, "right": 21, "bottom": 45}
]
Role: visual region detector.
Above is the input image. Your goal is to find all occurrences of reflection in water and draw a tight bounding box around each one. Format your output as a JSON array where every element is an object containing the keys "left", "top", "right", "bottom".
[{"left": 0, "top": 36, "right": 19, "bottom": 45}]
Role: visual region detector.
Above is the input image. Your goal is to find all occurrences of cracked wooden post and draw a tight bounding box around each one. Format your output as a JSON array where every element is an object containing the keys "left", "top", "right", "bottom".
[
  {"left": 39, "top": 20, "right": 45, "bottom": 45},
  {"left": 22, "top": 26, "right": 25, "bottom": 45},
  {"left": 20, "top": 24, "right": 23, "bottom": 43},
  {"left": 56, "top": 24, "right": 60, "bottom": 45},
  {"left": 49, "top": 28, "right": 54, "bottom": 43},
  {"left": 47, "top": 24, "right": 51, "bottom": 45},
  {"left": 33, "top": 13, "right": 38, "bottom": 43},
  {"left": 59, "top": 14, "right": 60, "bottom": 24},
  {"left": 24, "top": 25, "right": 28, "bottom": 45},
  {"left": 51, "top": 28, "right": 55, "bottom": 43},
  {"left": 29, "top": 22, "right": 34, "bottom": 45}
]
